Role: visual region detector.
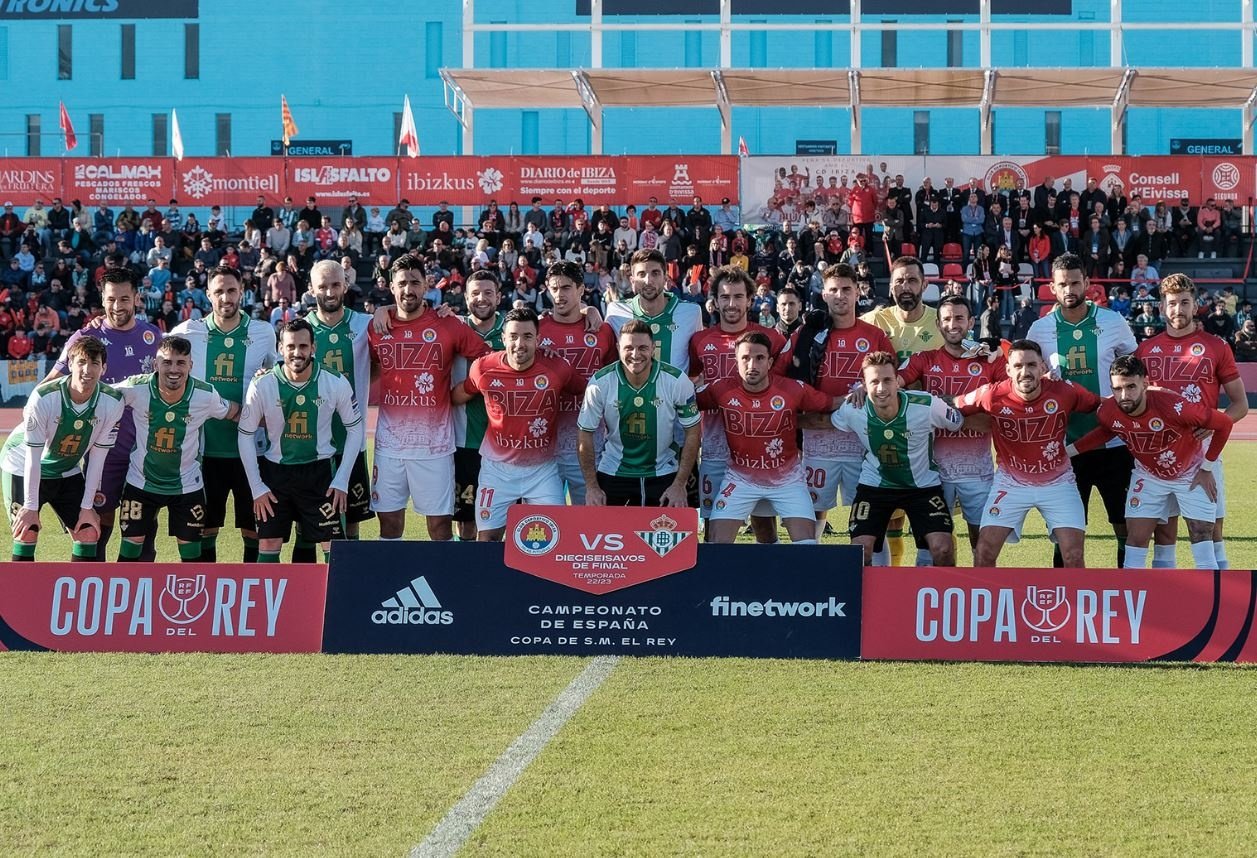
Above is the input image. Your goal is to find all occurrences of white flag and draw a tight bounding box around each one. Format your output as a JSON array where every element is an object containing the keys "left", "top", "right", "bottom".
[
  {"left": 171, "top": 109, "right": 184, "bottom": 161},
  {"left": 399, "top": 94, "right": 419, "bottom": 158}
]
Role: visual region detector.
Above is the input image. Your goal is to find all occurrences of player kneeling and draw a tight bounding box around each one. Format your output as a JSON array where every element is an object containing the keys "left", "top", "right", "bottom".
[
  {"left": 1067, "top": 355, "right": 1233, "bottom": 569},
  {"left": 238, "top": 319, "right": 365, "bottom": 563},
  {"left": 831, "top": 352, "right": 963, "bottom": 566}
]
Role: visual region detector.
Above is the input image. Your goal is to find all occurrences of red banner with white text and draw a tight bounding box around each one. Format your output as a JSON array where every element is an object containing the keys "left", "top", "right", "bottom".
[
  {"left": 283, "top": 157, "right": 399, "bottom": 205},
  {"left": 61, "top": 158, "right": 174, "bottom": 205},
  {"left": 861, "top": 567, "right": 1257, "bottom": 664},
  {"left": 173, "top": 157, "right": 283, "bottom": 206},
  {"left": 0, "top": 159, "right": 63, "bottom": 205}
]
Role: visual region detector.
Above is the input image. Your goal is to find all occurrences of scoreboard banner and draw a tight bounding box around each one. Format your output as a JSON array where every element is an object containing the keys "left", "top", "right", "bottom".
[{"left": 861, "top": 567, "right": 1257, "bottom": 664}]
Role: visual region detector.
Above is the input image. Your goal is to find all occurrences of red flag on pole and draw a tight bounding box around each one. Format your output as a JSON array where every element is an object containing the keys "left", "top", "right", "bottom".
[
  {"left": 59, "top": 101, "right": 77, "bottom": 151},
  {"left": 398, "top": 94, "right": 420, "bottom": 158},
  {"left": 281, "top": 95, "right": 299, "bottom": 147}
]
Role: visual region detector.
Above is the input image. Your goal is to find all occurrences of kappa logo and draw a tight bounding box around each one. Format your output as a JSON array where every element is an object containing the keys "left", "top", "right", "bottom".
[
  {"left": 704, "top": 343, "right": 717, "bottom": 351},
  {"left": 1020, "top": 585, "right": 1071, "bottom": 634},
  {"left": 1000, "top": 407, "right": 1014, "bottom": 415},
  {"left": 372, "top": 576, "right": 454, "bottom": 625},
  {"left": 158, "top": 574, "right": 210, "bottom": 625}
]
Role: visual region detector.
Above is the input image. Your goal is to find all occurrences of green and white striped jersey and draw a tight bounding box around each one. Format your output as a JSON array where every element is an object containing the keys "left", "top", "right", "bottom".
[
  {"left": 453, "top": 312, "right": 506, "bottom": 449},
  {"left": 172, "top": 315, "right": 276, "bottom": 457},
  {"left": 115, "top": 374, "right": 233, "bottom": 495},
  {"left": 830, "top": 390, "right": 963, "bottom": 489},
  {"left": 605, "top": 294, "right": 704, "bottom": 374},
  {"left": 2, "top": 378, "right": 126, "bottom": 480},
  {"left": 308, "top": 308, "right": 372, "bottom": 454},
  {"left": 238, "top": 363, "right": 364, "bottom": 498},
  {"left": 578, "top": 360, "right": 700, "bottom": 478}
]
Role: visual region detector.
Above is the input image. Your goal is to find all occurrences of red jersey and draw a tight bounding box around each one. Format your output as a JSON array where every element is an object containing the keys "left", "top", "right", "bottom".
[
  {"left": 462, "top": 352, "right": 586, "bottom": 466},
  {"left": 900, "top": 347, "right": 1006, "bottom": 481},
  {"left": 696, "top": 376, "right": 832, "bottom": 486},
  {"left": 537, "top": 317, "right": 617, "bottom": 455},
  {"left": 690, "top": 323, "right": 787, "bottom": 464},
  {"left": 369, "top": 311, "right": 490, "bottom": 459},
  {"left": 1074, "top": 389, "right": 1232, "bottom": 480},
  {"left": 957, "top": 377, "right": 1101, "bottom": 486},
  {"left": 1135, "top": 329, "right": 1240, "bottom": 411},
  {"left": 778, "top": 319, "right": 895, "bottom": 461}
]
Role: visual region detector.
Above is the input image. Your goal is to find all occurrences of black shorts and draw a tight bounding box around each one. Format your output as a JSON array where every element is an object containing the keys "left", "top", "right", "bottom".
[
  {"left": 598, "top": 472, "right": 681, "bottom": 507},
  {"left": 119, "top": 483, "right": 207, "bottom": 542},
  {"left": 3, "top": 470, "right": 85, "bottom": 533},
  {"left": 848, "top": 484, "right": 953, "bottom": 551},
  {"left": 339, "top": 450, "right": 374, "bottom": 524},
  {"left": 257, "top": 458, "right": 344, "bottom": 544},
  {"left": 202, "top": 455, "right": 256, "bottom": 531},
  {"left": 1071, "top": 445, "right": 1135, "bottom": 526},
  {"left": 453, "top": 447, "right": 482, "bottom": 523}
]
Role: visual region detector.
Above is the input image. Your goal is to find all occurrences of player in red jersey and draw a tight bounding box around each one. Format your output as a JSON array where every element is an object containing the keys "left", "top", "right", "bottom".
[
  {"left": 538, "top": 261, "right": 616, "bottom": 504},
  {"left": 697, "top": 331, "right": 836, "bottom": 544},
  {"left": 1135, "top": 273, "right": 1248, "bottom": 568},
  {"left": 368, "top": 255, "right": 490, "bottom": 541},
  {"left": 689, "top": 265, "right": 787, "bottom": 542},
  {"left": 898, "top": 295, "right": 1005, "bottom": 554},
  {"left": 453, "top": 308, "right": 586, "bottom": 542},
  {"left": 777, "top": 263, "right": 896, "bottom": 545},
  {"left": 1068, "top": 355, "right": 1233, "bottom": 569},
  {"left": 956, "top": 339, "right": 1102, "bottom": 567}
]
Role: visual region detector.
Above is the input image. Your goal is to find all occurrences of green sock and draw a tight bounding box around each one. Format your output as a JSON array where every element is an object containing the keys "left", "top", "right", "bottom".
[
  {"left": 258, "top": 550, "right": 281, "bottom": 563},
  {"left": 177, "top": 541, "right": 202, "bottom": 562},
  {"left": 118, "top": 540, "right": 143, "bottom": 561},
  {"left": 243, "top": 536, "right": 259, "bottom": 563},
  {"left": 322, "top": 550, "right": 331, "bottom": 563},
  {"left": 201, "top": 533, "right": 218, "bottom": 563},
  {"left": 11, "top": 541, "right": 35, "bottom": 561},
  {"left": 71, "top": 542, "right": 96, "bottom": 562}
]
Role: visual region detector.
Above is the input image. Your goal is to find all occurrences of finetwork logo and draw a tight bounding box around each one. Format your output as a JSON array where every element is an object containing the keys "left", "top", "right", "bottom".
[
  {"left": 372, "top": 576, "right": 454, "bottom": 626},
  {"left": 710, "top": 596, "right": 846, "bottom": 618}
]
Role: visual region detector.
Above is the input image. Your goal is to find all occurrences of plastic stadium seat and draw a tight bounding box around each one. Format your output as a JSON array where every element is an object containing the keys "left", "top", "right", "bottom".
[
  {"left": 922, "top": 282, "right": 941, "bottom": 304},
  {"left": 923, "top": 262, "right": 940, "bottom": 278},
  {"left": 1036, "top": 283, "right": 1055, "bottom": 301},
  {"left": 900, "top": 242, "right": 917, "bottom": 258},
  {"left": 1039, "top": 303, "right": 1055, "bottom": 316},
  {"left": 942, "top": 242, "right": 963, "bottom": 261},
  {"left": 941, "top": 263, "right": 965, "bottom": 279}
]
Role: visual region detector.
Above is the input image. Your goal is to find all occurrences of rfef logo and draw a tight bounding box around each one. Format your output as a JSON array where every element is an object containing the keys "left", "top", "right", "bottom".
[
  {"left": 158, "top": 574, "right": 210, "bottom": 625},
  {"left": 371, "top": 576, "right": 453, "bottom": 626}
]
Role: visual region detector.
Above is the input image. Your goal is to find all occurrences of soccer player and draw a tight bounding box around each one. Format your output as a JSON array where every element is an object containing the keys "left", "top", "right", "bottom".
[
  {"left": 368, "top": 256, "right": 490, "bottom": 541},
  {"left": 452, "top": 308, "right": 586, "bottom": 541},
  {"left": 45, "top": 266, "right": 162, "bottom": 560},
  {"left": 307, "top": 260, "right": 374, "bottom": 548},
  {"left": 2, "top": 337, "right": 125, "bottom": 561},
  {"left": 578, "top": 320, "right": 701, "bottom": 506},
  {"left": 956, "top": 339, "right": 1102, "bottom": 568},
  {"left": 538, "top": 261, "right": 617, "bottom": 504},
  {"left": 172, "top": 265, "right": 276, "bottom": 563},
  {"left": 1027, "top": 252, "right": 1137, "bottom": 567},
  {"left": 1067, "top": 355, "right": 1232, "bottom": 569},
  {"left": 113, "top": 336, "right": 238, "bottom": 562},
  {"left": 1137, "top": 273, "right": 1247, "bottom": 568},
  {"left": 451, "top": 270, "right": 506, "bottom": 541},
  {"left": 606, "top": 248, "right": 704, "bottom": 373},
  {"left": 829, "top": 352, "right": 963, "bottom": 566},
  {"left": 779, "top": 263, "right": 896, "bottom": 546},
  {"left": 697, "top": 331, "right": 835, "bottom": 544},
  {"left": 689, "top": 265, "right": 786, "bottom": 539},
  {"left": 238, "top": 320, "right": 365, "bottom": 563},
  {"left": 898, "top": 295, "right": 1005, "bottom": 553}
]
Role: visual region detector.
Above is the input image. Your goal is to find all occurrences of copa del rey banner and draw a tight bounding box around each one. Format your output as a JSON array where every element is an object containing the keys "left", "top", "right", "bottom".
[
  {"left": 861, "top": 568, "right": 1257, "bottom": 664},
  {"left": 0, "top": 564, "right": 327, "bottom": 653}
]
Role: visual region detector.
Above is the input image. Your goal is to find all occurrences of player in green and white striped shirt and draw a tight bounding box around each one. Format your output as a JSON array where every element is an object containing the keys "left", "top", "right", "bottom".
[
  {"left": 113, "top": 335, "right": 238, "bottom": 562},
  {"left": 2, "top": 336, "right": 125, "bottom": 561},
  {"left": 577, "top": 319, "right": 701, "bottom": 506},
  {"left": 829, "top": 351, "right": 964, "bottom": 566},
  {"left": 238, "top": 319, "right": 364, "bottom": 563}
]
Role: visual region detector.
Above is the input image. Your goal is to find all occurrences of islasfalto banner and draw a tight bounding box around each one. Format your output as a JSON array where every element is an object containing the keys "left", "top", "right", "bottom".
[{"left": 0, "top": 0, "right": 197, "bottom": 18}]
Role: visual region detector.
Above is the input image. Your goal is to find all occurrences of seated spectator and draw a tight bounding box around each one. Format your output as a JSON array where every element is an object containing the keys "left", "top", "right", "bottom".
[
  {"left": 1235, "top": 301, "right": 1254, "bottom": 329},
  {"left": 1109, "top": 287, "right": 1132, "bottom": 319},
  {"left": 269, "top": 297, "right": 296, "bottom": 328},
  {"left": 1011, "top": 297, "right": 1038, "bottom": 340},
  {"left": 1235, "top": 318, "right": 1257, "bottom": 361},
  {"left": 148, "top": 256, "right": 173, "bottom": 296},
  {"left": 2, "top": 258, "right": 26, "bottom": 291},
  {"left": 1202, "top": 300, "right": 1236, "bottom": 341},
  {"left": 1196, "top": 198, "right": 1222, "bottom": 259},
  {"left": 6, "top": 327, "right": 31, "bottom": 359}
]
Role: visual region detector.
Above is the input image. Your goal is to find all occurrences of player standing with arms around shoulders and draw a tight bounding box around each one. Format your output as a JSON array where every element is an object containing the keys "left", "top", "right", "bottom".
[
  {"left": 578, "top": 320, "right": 701, "bottom": 506},
  {"left": 605, "top": 248, "right": 704, "bottom": 373},
  {"left": 238, "top": 319, "right": 365, "bottom": 563},
  {"left": 3, "top": 337, "right": 125, "bottom": 561}
]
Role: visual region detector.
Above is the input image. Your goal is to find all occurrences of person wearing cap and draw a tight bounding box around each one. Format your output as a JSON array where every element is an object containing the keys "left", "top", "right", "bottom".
[
  {"left": 0, "top": 202, "right": 21, "bottom": 260},
  {"left": 431, "top": 199, "right": 453, "bottom": 232},
  {"left": 714, "top": 197, "right": 740, "bottom": 234}
]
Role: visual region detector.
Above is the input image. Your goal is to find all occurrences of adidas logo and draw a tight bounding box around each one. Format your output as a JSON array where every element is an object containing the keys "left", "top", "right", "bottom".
[{"left": 371, "top": 576, "right": 454, "bottom": 626}]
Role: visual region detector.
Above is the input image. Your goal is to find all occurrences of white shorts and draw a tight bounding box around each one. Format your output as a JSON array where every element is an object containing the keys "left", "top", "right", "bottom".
[
  {"left": 1163, "top": 458, "right": 1226, "bottom": 521},
  {"left": 943, "top": 477, "right": 992, "bottom": 527},
  {"left": 372, "top": 453, "right": 454, "bottom": 516},
  {"left": 557, "top": 451, "right": 587, "bottom": 505},
  {"left": 476, "top": 458, "right": 565, "bottom": 530},
  {"left": 1131, "top": 467, "right": 1217, "bottom": 523},
  {"left": 980, "top": 473, "right": 1085, "bottom": 544},
  {"left": 709, "top": 473, "right": 815, "bottom": 522},
  {"left": 700, "top": 460, "right": 773, "bottom": 519},
  {"left": 804, "top": 457, "right": 862, "bottom": 512}
]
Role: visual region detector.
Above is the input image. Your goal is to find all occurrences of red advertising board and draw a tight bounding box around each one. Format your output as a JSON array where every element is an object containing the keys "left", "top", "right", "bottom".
[
  {"left": 862, "top": 568, "right": 1257, "bottom": 664},
  {"left": 503, "top": 505, "right": 699, "bottom": 595},
  {"left": 62, "top": 158, "right": 174, "bottom": 204},
  {"left": 283, "top": 157, "right": 398, "bottom": 204},
  {"left": 173, "top": 157, "right": 283, "bottom": 206},
  {"left": 397, "top": 156, "right": 483, "bottom": 204},
  {"left": 623, "top": 155, "right": 740, "bottom": 204},
  {"left": 1089, "top": 156, "right": 1254, "bottom": 204},
  {"left": 0, "top": 563, "right": 327, "bottom": 653},
  {"left": 0, "top": 158, "right": 62, "bottom": 205}
]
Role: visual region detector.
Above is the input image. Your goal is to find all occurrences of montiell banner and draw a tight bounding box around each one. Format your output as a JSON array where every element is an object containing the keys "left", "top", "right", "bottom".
[{"left": 0, "top": 0, "right": 198, "bottom": 18}]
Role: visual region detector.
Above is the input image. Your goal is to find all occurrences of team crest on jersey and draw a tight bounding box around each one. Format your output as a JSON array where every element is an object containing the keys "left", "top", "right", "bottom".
[
  {"left": 968, "top": 363, "right": 983, "bottom": 376},
  {"left": 988, "top": 506, "right": 1000, "bottom": 516},
  {"left": 1190, "top": 343, "right": 1206, "bottom": 357},
  {"left": 534, "top": 375, "right": 549, "bottom": 390},
  {"left": 1148, "top": 418, "right": 1165, "bottom": 432},
  {"left": 1043, "top": 399, "right": 1059, "bottom": 414},
  {"left": 1129, "top": 496, "right": 1141, "bottom": 509},
  {"left": 142, "top": 330, "right": 156, "bottom": 345},
  {"left": 584, "top": 333, "right": 599, "bottom": 348},
  {"left": 422, "top": 329, "right": 437, "bottom": 343},
  {"left": 770, "top": 395, "right": 785, "bottom": 411},
  {"left": 855, "top": 337, "right": 870, "bottom": 352},
  {"left": 513, "top": 514, "right": 560, "bottom": 555}
]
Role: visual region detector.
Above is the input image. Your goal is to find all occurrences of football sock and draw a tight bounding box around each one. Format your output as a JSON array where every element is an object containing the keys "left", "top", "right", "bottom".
[
  {"left": 258, "top": 550, "right": 281, "bottom": 563},
  {"left": 1123, "top": 544, "right": 1148, "bottom": 569},
  {"left": 380, "top": 536, "right": 402, "bottom": 541},
  {"left": 243, "top": 537, "right": 259, "bottom": 564},
  {"left": 1152, "top": 544, "right": 1177, "bottom": 568},
  {"left": 1115, "top": 541, "right": 1126, "bottom": 568},
  {"left": 94, "top": 525, "right": 113, "bottom": 561},
  {"left": 322, "top": 550, "right": 332, "bottom": 563},
  {"left": 201, "top": 534, "right": 218, "bottom": 563},
  {"left": 793, "top": 538, "right": 817, "bottom": 545},
  {"left": 915, "top": 548, "right": 933, "bottom": 567},
  {"left": 292, "top": 540, "right": 317, "bottom": 563},
  {"left": 11, "top": 541, "right": 35, "bottom": 562},
  {"left": 118, "top": 540, "right": 143, "bottom": 561},
  {"left": 138, "top": 530, "right": 158, "bottom": 563},
  {"left": 887, "top": 532, "right": 906, "bottom": 566},
  {"left": 871, "top": 546, "right": 890, "bottom": 566},
  {"left": 177, "top": 542, "right": 202, "bottom": 562},
  {"left": 1214, "top": 541, "right": 1229, "bottom": 570},
  {"left": 71, "top": 541, "right": 96, "bottom": 562},
  {"left": 1190, "top": 541, "right": 1218, "bottom": 570}
]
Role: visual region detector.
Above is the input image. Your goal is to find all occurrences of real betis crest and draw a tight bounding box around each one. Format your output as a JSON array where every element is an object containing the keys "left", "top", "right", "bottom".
[{"left": 635, "top": 513, "right": 693, "bottom": 559}]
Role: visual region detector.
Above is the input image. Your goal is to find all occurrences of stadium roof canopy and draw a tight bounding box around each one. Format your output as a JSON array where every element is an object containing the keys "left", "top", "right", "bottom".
[{"left": 440, "top": 67, "right": 1257, "bottom": 154}]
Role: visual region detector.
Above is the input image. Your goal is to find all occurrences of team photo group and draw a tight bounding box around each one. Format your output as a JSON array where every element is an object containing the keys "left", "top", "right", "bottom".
[{"left": 5, "top": 243, "right": 1243, "bottom": 570}]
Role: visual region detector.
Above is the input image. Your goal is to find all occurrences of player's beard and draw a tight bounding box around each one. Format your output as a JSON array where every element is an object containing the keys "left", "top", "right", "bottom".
[
  {"left": 1015, "top": 375, "right": 1040, "bottom": 397},
  {"left": 214, "top": 304, "right": 240, "bottom": 325},
  {"left": 468, "top": 302, "right": 496, "bottom": 321},
  {"left": 637, "top": 282, "right": 662, "bottom": 302},
  {"left": 1060, "top": 292, "right": 1084, "bottom": 309},
  {"left": 1116, "top": 395, "right": 1143, "bottom": 414},
  {"left": 107, "top": 308, "right": 134, "bottom": 328},
  {"left": 895, "top": 291, "right": 920, "bottom": 312},
  {"left": 286, "top": 354, "right": 311, "bottom": 376},
  {"left": 315, "top": 294, "right": 343, "bottom": 315},
  {"left": 1166, "top": 313, "right": 1192, "bottom": 331},
  {"left": 396, "top": 292, "right": 422, "bottom": 314},
  {"left": 161, "top": 371, "right": 185, "bottom": 392},
  {"left": 719, "top": 307, "right": 745, "bottom": 327}
]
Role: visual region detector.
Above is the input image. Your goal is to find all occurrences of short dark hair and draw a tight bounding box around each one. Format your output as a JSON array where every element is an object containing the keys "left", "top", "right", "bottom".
[
  {"left": 1111, "top": 354, "right": 1147, "bottom": 378},
  {"left": 733, "top": 330, "right": 773, "bottom": 352},
  {"left": 629, "top": 248, "right": 665, "bottom": 270},
  {"left": 936, "top": 295, "right": 972, "bottom": 317},
  {"left": 279, "top": 318, "right": 315, "bottom": 344},
  {"left": 861, "top": 351, "right": 898, "bottom": 373},
  {"left": 777, "top": 287, "right": 802, "bottom": 303},
  {"left": 822, "top": 262, "right": 858, "bottom": 284},
  {"left": 66, "top": 335, "right": 108, "bottom": 366},
  {"left": 99, "top": 268, "right": 136, "bottom": 290},
  {"left": 389, "top": 255, "right": 425, "bottom": 279},
  {"left": 1051, "top": 252, "right": 1084, "bottom": 275},
  {"left": 890, "top": 256, "right": 925, "bottom": 280},
  {"left": 1008, "top": 338, "right": 1043, "bottom": 358},
  {"left": 620, "top": 319, "right": 652, "bottom": 338},
  {"left": 546, "top": 261, "right": 583, "bottom": 284},
  {"left": 208, "top": 265, "right": 242, "bottom": 284},
  {"left": 503, "top": 307, "right": 540, "bottom": 330},
  {"left": 157, "top": 335, "right": 192, "bottom": 357},
  {"left": 466, "top": 269, "right": 501, "bottom": 290},
  {"left": 709, "top": 265, "right": 754, "bottom": 299}
]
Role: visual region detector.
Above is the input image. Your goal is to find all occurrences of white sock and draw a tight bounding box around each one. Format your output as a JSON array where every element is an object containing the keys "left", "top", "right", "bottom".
[
  {"left": 815, "top": 518, "right": 826, "bottom": 541},
  {"left": 1151, "top": 544, "right": 1176, "bottom": 568},
  {"left": 380, "top": 536, "right": 403, "bottom": 541},
  {"left": 1190, "top": 540, "right": 1218, "bottom": 570},
  {"left": 793, "top": 538, "right": 818, "bottom": 545},
  {"left": 1214, "top": 541, "right": 1229, "bottom": 570},
  {"left": 1123, "top": 544, "right": 1148, "bottom": 569},
  {"left": 871, "top": 546, "right": 890, "bottom": 566},
  {"left": 915, "top": 548, "right": 933, "bottom": 567}
]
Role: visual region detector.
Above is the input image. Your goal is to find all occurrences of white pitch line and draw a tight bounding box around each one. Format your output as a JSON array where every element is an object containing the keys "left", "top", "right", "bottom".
[{"left": 410, "top": 655, "right": 620, "bottom": 858}]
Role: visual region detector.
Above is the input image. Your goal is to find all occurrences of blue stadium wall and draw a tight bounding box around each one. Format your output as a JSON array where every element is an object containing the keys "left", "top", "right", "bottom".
[{"left": 0, "top": 0, "right": 1247, "bottom": 160}]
